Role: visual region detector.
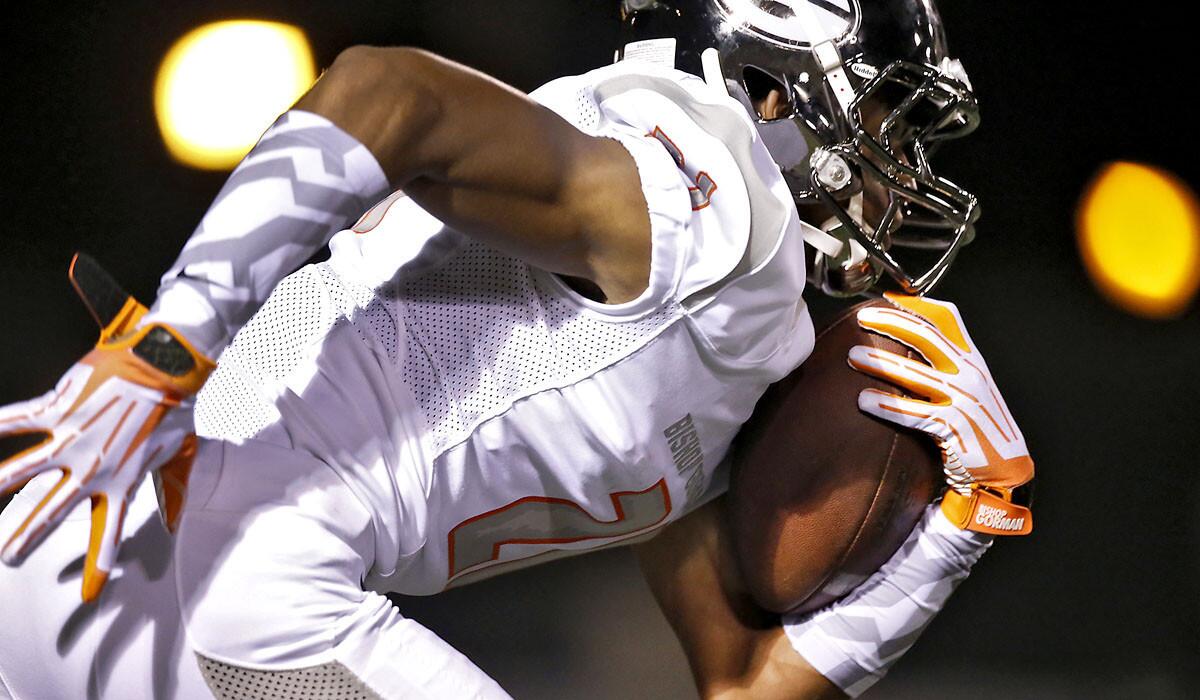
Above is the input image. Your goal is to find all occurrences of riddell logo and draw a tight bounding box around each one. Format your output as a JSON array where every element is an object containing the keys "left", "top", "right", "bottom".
[{"left": 975, "top": 504, "right": 1025, "bottom": 531}]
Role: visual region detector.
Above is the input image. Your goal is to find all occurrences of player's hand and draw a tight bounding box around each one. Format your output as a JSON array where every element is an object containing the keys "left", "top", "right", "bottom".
[
  {"left": 847, "top": 292, "right": 1034, "bottom": 536},
  {"left": 0, "top": 253, "right": 214, "bottom": 601}
]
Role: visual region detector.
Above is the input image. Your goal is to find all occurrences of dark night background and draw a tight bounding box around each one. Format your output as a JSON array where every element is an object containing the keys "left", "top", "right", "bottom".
[{"left": 2, "top": 2, "right": 1198, "bottom": 698}]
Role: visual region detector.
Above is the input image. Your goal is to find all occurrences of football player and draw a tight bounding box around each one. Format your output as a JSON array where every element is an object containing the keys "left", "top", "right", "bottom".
[{"left": 0, "top": 1, "right": 1032, "bottom": 698}]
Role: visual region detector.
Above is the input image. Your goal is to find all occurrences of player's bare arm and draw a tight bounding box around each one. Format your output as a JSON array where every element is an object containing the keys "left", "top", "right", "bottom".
[
  {"left": 297, "top": 46, "right": 652, "bottom": 303},
  {"left": 635, "top": 496, "right": 844, "bottom": 700}
]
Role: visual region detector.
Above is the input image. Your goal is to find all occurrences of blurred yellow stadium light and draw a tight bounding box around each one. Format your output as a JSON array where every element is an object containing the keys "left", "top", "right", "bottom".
[
  {"left": 155, "top": 21, "right": 316, "bottom": 170},
  {"left": 1077, "top": 162, "right": 1200, "bottom": 319}
]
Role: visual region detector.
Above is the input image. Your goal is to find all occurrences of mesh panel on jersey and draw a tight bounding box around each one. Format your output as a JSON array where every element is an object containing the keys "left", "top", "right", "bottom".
[
  {"left": 198, "top": 245, "right": 677, "bottom": 452},
  {"left": 196, "top": 264, "right": 400, "bottom": 441},
  {"left": 195, "top": 268, "right": 332, "bottom": 440},
  {"left": 397, "top": 241, "right": 676, "bottom": 454},
  {"left": 574, "top": 86, "right": 601, "bottom": 131},
  {"left": 194, "top": 341, "right": 279, "bottom": 440},
  {"left": 316, "top": 263, "right": 402, "bottom": 364},
  {"left": 234, "top": 267, "right": 336, "bottom": 383},
  {"left": 196, "top": 654, "right": 383, "bottom": 700},
  {"left": 532, "top": 275, "right": 671, "bottom": 377}
]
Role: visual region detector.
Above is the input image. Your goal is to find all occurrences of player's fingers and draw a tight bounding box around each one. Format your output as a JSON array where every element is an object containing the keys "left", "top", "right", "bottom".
[
  {"left": 857, "top": 388, "right": 959, "bottom": 448},
  {"left": 0, "top": 364, "right": 93, "bottom": 437},
  {"left": 152, "top": 434, "right": 198, "bottom": 534},
  {"left": 0, "top": 469, "right": 82, "bottom": 566},
  {"left": 848, "top": 345, "right": 951, "bottom": 404},
  {"left": 882, "top": 292, "right": 977, "bottom": 353},
  {"left": 0, "top": 395, "right": 55, "bottom": 436},
  {"left": 856, "top": 305, "right": 962, "bottom": 374},
  {"left": 81, "top": 492, "right": 129, "bottom": 602},
  {"left": 0, "top": 436, "right": 60, "bottom": 496}
]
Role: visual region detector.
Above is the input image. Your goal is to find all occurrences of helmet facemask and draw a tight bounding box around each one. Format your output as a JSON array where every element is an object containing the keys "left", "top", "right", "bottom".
[
  {"left": 807, "top": 59, "right": 980, "bottom": 296},
  {"left": 618, "top": 0, "right": 982, "bottom": 298}
]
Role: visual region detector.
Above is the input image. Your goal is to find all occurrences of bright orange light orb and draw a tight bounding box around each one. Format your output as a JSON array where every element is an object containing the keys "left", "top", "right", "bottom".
[
  {"left": 1077, "top": 162, "right": 1200, "bottom": 319},
  {"left": 155, "top": 21, "right": 316, "bottom": 170}
]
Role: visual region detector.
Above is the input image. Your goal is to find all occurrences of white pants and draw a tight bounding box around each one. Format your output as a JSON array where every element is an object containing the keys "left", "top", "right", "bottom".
[
  {"left": 0, "top": 470, "right": 208, "bottom": 699},
  {"left": 0, "top": 437, "right": 509, "bottom": 699}
]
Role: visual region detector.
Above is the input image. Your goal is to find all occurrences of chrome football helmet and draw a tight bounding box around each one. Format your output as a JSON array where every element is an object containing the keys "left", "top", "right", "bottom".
[{"left": 617, "top": 0, "right": 980, "bottom": 296}]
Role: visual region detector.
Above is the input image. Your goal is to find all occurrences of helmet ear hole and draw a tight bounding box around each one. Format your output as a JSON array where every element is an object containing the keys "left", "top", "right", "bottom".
[{"left": 742, "top": 66, "right": 792, "bottom": 120}]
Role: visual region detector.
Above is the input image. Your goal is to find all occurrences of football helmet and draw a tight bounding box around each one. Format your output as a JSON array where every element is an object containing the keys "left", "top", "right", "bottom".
[{"left": 618, "top": 0, "right": 980, "bottom": 296}]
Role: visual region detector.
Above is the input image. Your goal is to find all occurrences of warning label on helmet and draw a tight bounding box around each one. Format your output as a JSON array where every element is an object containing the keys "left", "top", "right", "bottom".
[{"left": 622, "top": 38, "right": 677, "bottom": 68}]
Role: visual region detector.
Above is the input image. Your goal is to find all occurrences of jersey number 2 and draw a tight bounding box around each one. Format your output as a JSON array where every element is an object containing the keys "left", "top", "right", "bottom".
[{"left": 446, "top": 479, "right": 672, "bottom": 581}]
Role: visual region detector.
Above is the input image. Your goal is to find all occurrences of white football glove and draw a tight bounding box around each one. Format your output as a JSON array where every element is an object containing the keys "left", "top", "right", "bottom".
[
  {"left": 0, "top": 254, "right": 214, "bottom": 601},
  {"left": 848, "top": 292, "right": 1034, "bottom": 535}
]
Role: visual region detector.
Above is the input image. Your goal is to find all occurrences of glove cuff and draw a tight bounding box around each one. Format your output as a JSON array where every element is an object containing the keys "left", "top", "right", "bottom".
[
  {"left": 70, "top": 253, "right": 216, "bottom": 396},
  {"left": 941, "top": 487, "right": 1032, "bottom": 536},
  {"left": 100, "top": 322, "right": 216, "bottom": 396}
]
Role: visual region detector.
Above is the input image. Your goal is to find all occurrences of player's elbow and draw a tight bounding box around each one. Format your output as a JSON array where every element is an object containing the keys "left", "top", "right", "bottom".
[
  {"left": 325, "top": 45, "right": 444, "bottom": 127},
  {"left": 298, "top": 45, "right": 443, "bottom": 170},
  {"left": 326, "top": 44, "right": 437, "bottom": 89}
]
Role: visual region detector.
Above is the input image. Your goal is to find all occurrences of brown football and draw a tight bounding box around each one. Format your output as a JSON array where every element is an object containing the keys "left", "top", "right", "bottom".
[{"left": 728, "top": 299, "right": 943, "bottom": 615}]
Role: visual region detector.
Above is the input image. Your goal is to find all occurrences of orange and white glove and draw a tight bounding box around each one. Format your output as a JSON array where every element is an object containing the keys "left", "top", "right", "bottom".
[
  {"left": 0, "top": 253, "right": 214, "bottom": 601},
  {"left": 848, "top": 292, "right": 1034, "bottom": 536}
]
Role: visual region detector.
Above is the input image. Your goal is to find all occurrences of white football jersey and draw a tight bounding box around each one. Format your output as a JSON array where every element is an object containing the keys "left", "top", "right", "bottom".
[{"left": 195, "top": 60, "right": 815, "bottom": 595}]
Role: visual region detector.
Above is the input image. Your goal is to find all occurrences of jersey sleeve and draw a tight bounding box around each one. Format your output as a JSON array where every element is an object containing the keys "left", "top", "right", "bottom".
[
  {"left": 529, "top": 67, "right": 695, "bottom": 319},
  {"left": 531, "top": 63, "right": 813, "bottom": 375}
]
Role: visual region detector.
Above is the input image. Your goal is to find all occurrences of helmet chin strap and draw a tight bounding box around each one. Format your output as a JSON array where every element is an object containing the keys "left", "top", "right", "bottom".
[
  {"left": 786, "top": 1, "right": 856, "bottom": 115},
  {"left": 804, "top": 219, "right": 847, "bottom": 259},
  {"left": 839, "top": 193, "right": 869, "bottom": 264},
  {"left": 788, "top": 1, "right": 880, "bottom": 282}
]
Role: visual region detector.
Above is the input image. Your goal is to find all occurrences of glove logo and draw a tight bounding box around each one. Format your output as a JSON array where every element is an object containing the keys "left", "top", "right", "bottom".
[{"left": 974, "top": 503, "right": 1024, "bottom": 532}]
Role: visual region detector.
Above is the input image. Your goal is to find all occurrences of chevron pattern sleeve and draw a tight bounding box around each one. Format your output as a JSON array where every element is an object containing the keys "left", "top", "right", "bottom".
[
  {"left": 140, "top": 110, "right": 391, "bottom": 358},
  {"left": 781, "top": 505, "right": 992, "bottom": 697}
]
